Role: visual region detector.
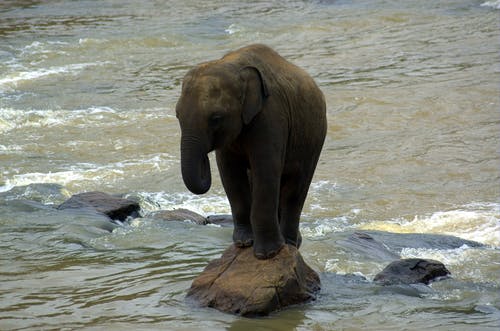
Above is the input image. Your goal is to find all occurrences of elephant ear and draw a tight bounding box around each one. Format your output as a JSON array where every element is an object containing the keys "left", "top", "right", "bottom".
[{"left": 240, "top": 66, "right": 269, "bottom": 125}]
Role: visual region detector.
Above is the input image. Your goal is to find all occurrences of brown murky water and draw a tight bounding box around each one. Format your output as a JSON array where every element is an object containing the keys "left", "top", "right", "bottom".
[{"left": 1, "top": 1, "right": 499, "bottom": 330}]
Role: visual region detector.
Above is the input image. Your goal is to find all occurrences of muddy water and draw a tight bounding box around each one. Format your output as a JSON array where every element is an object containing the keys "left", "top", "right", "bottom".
[{"left": 1, "top": 0, "right": 499, "bottom": 330}]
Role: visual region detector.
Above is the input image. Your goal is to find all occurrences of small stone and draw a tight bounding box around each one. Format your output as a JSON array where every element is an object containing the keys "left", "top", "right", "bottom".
[
  {"left": 187, "top": 244, "right": 320, "bottom": 316},
  {"left": 148, "top": 208, "right": 208, "bottom": 225},
  {"left": 57, "top": 191, "right": 140, "bottom": 221},
  {"left": 374, "top": 258, "right": 451, "bottom": 285}
]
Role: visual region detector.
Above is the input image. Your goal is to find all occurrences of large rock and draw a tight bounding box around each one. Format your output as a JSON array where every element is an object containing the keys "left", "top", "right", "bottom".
[
  {"left": 148, "top": 208, "right": 208, "bottom": 225},
  {"left": 362, "top": 230, "right": 484, "bottom": 251},
  {"left": 187, "top": 244, "right": 320, "bottom": 316},
  {"left": 337, "top": 231, "right": 400, "bottom": 262},
  {"left": 374, "top": 258, "right": 450, "bottom": 285},
  {"left": 57, "top": 191, "right": 140, "bottom": 221}
]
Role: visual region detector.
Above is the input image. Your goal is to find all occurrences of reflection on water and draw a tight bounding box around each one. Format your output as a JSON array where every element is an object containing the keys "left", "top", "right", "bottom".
[{"left": 1, "top": 0, "right": 499, "bottom": 329}]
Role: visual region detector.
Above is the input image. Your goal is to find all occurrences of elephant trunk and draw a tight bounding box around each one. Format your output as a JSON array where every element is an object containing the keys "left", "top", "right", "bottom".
[{"left": 180, "top": 134, "right": 212, "bottom": 195}]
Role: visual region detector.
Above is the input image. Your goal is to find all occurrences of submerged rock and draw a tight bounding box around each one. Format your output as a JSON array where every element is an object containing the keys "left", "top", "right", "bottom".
[
  {"left": 148, "top": 208, "right": 208, "bottom": 225},
  {"left": 337, "top": 231, "right": 400, "bottom": 262},
  {"left": 57, "top": 191, "right": 140, "bottom": 222},
  {"left": 206, "top": 214, "right": 233, "bottom": 227},
  {"left": 0, "top": 183, "right": 70, "bottom": 205},
  {"left": 362, "top": 230, "right": 484, "bottom": 251},
  {"left": 148, "top": 211, "right": 233, "bottom": 226},
  {"left": 374, "top": 258, "right": 450, "bottom": 285},
  {"left": 187, "top": 244, "right": 320, "bottom": 316}
]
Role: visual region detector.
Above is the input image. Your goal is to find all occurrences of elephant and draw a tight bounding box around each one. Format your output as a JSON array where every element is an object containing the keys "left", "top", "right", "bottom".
[{"left": 176, "top": 44, "right": 327, "bottom": 259}]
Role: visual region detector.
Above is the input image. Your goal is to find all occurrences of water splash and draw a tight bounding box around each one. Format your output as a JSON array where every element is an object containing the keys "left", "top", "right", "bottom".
[
  {"left": 359, "top": 203, "right": 500, "bottom": 247},
  {"left": 481, "top": 1, "right": 500, "bottom": 9}
]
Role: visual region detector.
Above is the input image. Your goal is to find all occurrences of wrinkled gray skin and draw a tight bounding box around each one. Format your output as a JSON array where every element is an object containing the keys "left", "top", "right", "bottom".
[{"left": 176, "top": 44, "right": 327, "bottom": 259}]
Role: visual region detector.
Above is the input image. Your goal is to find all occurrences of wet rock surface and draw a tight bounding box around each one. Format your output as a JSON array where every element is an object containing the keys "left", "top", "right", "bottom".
[
  {"left": 362, "top": 230, "right": 484, "bottom": 251},
  {"left": 187, "top": 244, "right": 320, "bottom": 316},
  {"left": 338, "top": 231, "right": 401, "bottom": 262},
  {"left": 148, "top": 208, "right": 208, "bottom": 225},
  {"left": 57, "top": 191, "right": 140, "bottom": 221},
  {"left": 206, "top": 214, "right": 234, "bottom": 227},
  {"left": 374, "top": 258, "right": 451, "bottom": 285}
]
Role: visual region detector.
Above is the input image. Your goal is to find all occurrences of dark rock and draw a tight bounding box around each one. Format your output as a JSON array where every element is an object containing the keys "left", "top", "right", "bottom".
[
  {"left": 374, "top": 258, "right": 450, "bottom": 285},
  {"left": 187, "top": 244, "right": 320, "bottom": 316},
  {"left": 337, "top": 232, "right": 400, "bottom": 262},
  {"left": 57, "top": 191, "right": 140, "bottom": 221},
  {"left": 148, "top": 208, "right": 208, "bottom": 225},
  {"left": 363, "top": 230, "right": 484, "bottom": 251},
  {"left": 206, "top": 214, "right": 233, "bottom": 227}
]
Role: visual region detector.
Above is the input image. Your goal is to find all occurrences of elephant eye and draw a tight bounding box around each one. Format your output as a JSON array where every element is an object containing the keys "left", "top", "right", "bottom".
[{"left": 209, "top": 113, "right": 224, "bottom": 127}]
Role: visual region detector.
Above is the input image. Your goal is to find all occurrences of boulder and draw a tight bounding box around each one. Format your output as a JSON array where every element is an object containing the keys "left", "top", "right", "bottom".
[
  {"left": 337, "top": 231, "right": 400, "bottom": 262},
  {"left": 187, "top": 244, "right": 320, "bottom": 316},
  {"left": 206, "top": 214, "right": 233, "bottom": 227},
  {"left": 362, "top": 230, "right": 483, "bottom": 251},
  {"left": 374, "top": 258, "right": 450, "bottom": 285},
  {"left": 148, "top": 208, "right": 208, "bottom": 225},
  {"left": 57, "top": 191, "right": 140, "bottom": 221}
]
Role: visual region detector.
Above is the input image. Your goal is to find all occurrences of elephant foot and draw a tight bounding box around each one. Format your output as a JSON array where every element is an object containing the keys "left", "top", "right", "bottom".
[
  {"left": 233, "top": 225, "right": 254, "bottom": 247},
  {"left": 253, "top": 240, "right": 285, "bottom": 260},
  {"left": 284, "top": 231, "right": 302, "bottom": 249}
]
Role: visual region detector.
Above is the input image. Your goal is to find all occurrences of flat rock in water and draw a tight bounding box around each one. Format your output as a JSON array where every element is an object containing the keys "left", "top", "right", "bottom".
[
  {"left": 57, "top": 191, "right": 140, "bottom": 221},
  {"left": 187, "top": 244, "right": 320, "bottom": 316},
  {"left": 148, "top": 208, "right": 208, "bottom": 225},
  {"left": 374, "top": 258, "right": 450, "bottom": 285},
  {"left": 363, "top": 230, "right": 484, "bottom": 251},
  {"left": 337, "top": 231, "right": 400, "bottom": 262},
  {"left": 206, "top": 214, "right": 233, "bottom": 227}
]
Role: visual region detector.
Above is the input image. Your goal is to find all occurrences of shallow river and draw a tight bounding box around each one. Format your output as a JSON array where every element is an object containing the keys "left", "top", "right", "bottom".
[{"left": 1, "top": 0, "right": 499, "bottom": 330}]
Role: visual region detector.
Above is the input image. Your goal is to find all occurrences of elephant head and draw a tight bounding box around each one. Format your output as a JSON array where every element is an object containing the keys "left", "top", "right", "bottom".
[{"left": 176, "top": 64, "right": 269, "bottom": 194}]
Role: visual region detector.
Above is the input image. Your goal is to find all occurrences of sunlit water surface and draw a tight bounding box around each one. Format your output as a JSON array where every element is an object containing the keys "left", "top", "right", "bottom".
[{"left": 1, "top": 0, "right": 499, "bottom": 330}]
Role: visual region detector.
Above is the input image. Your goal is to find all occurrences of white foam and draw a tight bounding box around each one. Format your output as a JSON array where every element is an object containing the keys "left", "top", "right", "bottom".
[
  {"left": 401, "top": 245, "right": 472, "bottom": 266},
  {"left": 300, "top": 216, "right": 353, "bottom": 238},
  {"left": 0, "top": 154, "right": 175, "bottom": 193},
  {"left": 19, "top": 40, "right": 69, "bottom": 57},
  {"left": 129, "top": 191, "right": 230, "bottom": 216},
  {"left": 0, "top": 171, "right": 88, "bottom": 193},
  {"left": 305, "top": 180, "right": 339, "bottom": 213},
  {"left": 310, "top": 180, "right": 339, "bottom": 193},
  {"left": 0, "top": 107, "right": 111, "bottom": 133},
  {"left": 0, "top": 62, "right": 109, "bottom": 89},
  {"left": 360, "top": 203, "right": 500, "bottom": 247},
  {"left": 400, "top": 244, "right": 499, "bottom": 283},
  {"left": 225, "top": 24, "right": 244, "bottom": 35},
  {"left": 481, "top": 1, "right": 500, "bottom": 9},
  {"left": 0, "top": 106, "right": 173, "bottom": 133}
]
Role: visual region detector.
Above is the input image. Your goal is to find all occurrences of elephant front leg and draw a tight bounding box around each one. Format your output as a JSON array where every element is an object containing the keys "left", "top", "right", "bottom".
[
  {"left": 216, "top": 151, "right": 253, "bottom": 247},
  {"left": 250, "top": 168, "right": 285, "bottom": 259}
]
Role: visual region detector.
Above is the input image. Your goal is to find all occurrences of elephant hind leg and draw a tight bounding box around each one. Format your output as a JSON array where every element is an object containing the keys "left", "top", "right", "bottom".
[
  {"left": 279, "top": 157, "right": 320, "bottom": 248},
  {"left": 279, "top": 175, "right": 310, "bottom": 248}
]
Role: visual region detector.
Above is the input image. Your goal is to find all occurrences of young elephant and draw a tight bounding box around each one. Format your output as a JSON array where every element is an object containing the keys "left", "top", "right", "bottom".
[{"left": 176, "top": 44, "right": 326, "bottom": 259}]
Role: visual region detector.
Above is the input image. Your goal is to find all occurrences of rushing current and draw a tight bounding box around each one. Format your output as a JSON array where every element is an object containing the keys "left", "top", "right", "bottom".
[{"left": 1, "top": 0, "right": 499, "bottom": 330}]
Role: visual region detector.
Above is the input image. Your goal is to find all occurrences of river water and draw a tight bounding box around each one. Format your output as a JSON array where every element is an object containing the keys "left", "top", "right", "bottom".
[{"left": 1, "top": 0, "right": 499, "bottom": 330}]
